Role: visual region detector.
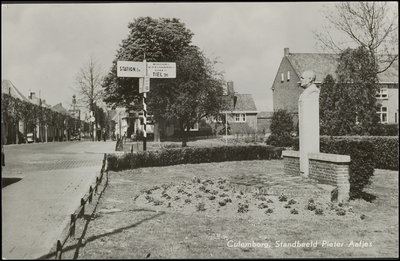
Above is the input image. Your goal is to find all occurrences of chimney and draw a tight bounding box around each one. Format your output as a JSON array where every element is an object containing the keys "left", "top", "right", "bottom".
[
  {"left": 29, "top": 91, "right": 36, "bottom": 99},
  {"left": 284, "top": 47, "right": 289, "bottom": 56},
  {"left": 227, "top": 81, "right": 234, "bottom": 96}
]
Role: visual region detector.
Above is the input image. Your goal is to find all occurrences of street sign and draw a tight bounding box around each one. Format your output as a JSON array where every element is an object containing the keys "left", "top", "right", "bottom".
[
  {"left": 139, "top": 77, "right": 144, "bottom": 93},
  {"left": 144, "top": 76, "right": 150, "bottom": 92},
  {"left": 117, "top": 61, "right": 145, "bottom": 77},
  {"left": 147, "top": 62, "right": 176, "bottom": 78},
  {"left": 90, "top": 117, "right": 95, "bottom": 122}
]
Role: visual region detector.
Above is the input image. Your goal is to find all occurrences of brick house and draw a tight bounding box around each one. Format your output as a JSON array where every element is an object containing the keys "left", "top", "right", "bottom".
[
  {"left": 271, "top": 47, "right": 399, "bottom": 125},
  {"left": 222, "top": 81, "right": 259, "bottom": 136}
]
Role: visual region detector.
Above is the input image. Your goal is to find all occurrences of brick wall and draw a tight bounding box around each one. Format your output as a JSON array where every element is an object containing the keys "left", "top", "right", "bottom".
[
  {"left": 282, "top": 151, "right": 300, "bottom": 176},
  {"left": 282, "top": 151, "right": 350, "bottom": 201}
]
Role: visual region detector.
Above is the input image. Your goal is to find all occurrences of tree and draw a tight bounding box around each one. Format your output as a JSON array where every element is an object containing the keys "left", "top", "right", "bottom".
[
  {"left": 102, "top": 17, "right": 194, "bottom": 111},
  {"left": 266, "top": 109, "right": 294, "bottom": 147},
  {"left": 314, "top": 2, "right": 398, "bottom": 73},
  {"left": 320, "top": 46, "right": 381, "bottom": 135},
  {"left": 74, "top": 53, "right": 105, "bottom": 140},
  {"left": 319, "top": 74, "right": 337, "bottom": 135},
  {"left": 148, "top": 46, "right": 226, "bottom": 146}
]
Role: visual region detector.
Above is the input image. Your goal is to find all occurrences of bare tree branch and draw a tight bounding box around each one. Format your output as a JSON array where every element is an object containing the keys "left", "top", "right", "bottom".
[{"left": 314, "top": 2, "right": 398, "bottom": 74}]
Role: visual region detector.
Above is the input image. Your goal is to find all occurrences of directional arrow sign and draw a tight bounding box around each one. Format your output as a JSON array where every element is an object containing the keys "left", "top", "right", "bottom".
[
  {"left": 117, "top": 61, "right": 145, "bottom": 77},
  {"left": 147, "top": 62, "right": 176, "bottom": 78}
]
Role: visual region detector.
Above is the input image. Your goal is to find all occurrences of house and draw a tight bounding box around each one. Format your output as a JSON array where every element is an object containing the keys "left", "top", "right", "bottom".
[
  {"left": 222, "top": 81, "right": 259, "bottom": 136},
  {"left": 271, "top": 47, "right": 399, "bottom": 124},
  {"left": 257, "top": 111, "right": 274, "bottom": 135},
  {"left": 2, "top": 79, "right": 30, "bottom": 144}
]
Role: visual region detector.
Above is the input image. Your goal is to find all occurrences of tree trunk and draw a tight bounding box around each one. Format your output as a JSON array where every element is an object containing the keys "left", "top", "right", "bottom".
[{"left": 181, "top": 123, "right": 189, "bottom": 147}]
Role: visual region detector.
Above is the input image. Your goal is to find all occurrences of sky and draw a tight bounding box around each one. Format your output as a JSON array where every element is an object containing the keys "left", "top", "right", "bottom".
[{"left": 1, "top": 2, "right": 382, "bottom": 114}]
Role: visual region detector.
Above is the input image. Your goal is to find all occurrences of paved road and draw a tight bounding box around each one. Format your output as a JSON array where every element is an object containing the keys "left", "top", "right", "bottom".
[{"left": 1, "top": 140, "right": 121, "bottom": 259}]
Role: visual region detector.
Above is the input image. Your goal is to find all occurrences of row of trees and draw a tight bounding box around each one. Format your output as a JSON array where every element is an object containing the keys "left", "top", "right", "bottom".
[{"left": 1, "top": 93, "right": 88, "bottom": 144}]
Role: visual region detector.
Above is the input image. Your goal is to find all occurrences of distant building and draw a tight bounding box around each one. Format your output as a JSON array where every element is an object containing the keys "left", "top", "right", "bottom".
[
  {"left": 271, "top": 47, "right": 399, "bottom": 124},
  {"left": 222, "top": 81, "right": 259, "bottom": 136},
  {"left": 257, "top": 111, "right": 274, "bottom": 135}
]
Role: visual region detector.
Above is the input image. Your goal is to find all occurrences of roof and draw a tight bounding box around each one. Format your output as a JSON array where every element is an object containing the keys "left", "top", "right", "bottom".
[
  {"left": 52, "top": 103, "right": 70, "bottom": 115},
  {"left": 1, "top": 80, "right": 30, "bottom": 102},
  {"left": 257, "top": 111, "right": 274, "bottom": 119},
  {"left": 286, "top": 52, "right": 398, "bottom": 83},
  {"left": 224, "top": 94, "right": 258, "bottom": 112},
  {"left": 286, "top": 53, "right": 339, "bottom": 83}
]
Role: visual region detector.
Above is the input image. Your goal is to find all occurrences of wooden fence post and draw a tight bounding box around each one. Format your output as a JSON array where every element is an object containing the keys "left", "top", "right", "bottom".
[
  {"left": 70, "top": 214, "right": 75, "bottom": 239},
  {"left": 56, "top": 240, "right": 62, "bottom": 259},
  {"left": 95, "top": 177, "right": 99, "bottom": 193},
  {"left": 89, "top": 186, "right": 93, "bottom": 204},
  {"left": 80, "top": 198, "right": 85, "bottom": 218}
]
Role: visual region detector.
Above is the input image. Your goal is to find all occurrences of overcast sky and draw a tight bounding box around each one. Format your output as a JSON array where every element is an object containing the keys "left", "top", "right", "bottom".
[{"left": 2, "top": 2, "right": 386, "bottom": 113}]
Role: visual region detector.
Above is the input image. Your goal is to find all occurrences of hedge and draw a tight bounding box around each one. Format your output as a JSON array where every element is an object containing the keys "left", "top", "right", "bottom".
[
  {"left": 318, "top": 137, "right": 375, "bottom": 199},
  {"left": 107, "top": 144, "right": 283, "bottom": 171},
  {"left": 292, "top": 136, "right": 398, "bottom": 170}
]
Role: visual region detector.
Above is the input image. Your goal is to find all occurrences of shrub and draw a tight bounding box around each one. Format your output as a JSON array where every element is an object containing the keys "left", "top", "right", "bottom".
[
  {"left": 290, "top": 208, "right": 299, "bottom": 214},
  {"left": 320, "top": 137, "right": 375, "bottom": 198},
  {"left": 107, "top": 144, "right": 283, "bottom": 171},
  {"left": 278, "top": 194, "right": 287, "bottom": 202},
  {"left": 196, "top": 202, "right": 206, "bottom": 211},
  {"left": 265, "top": 208, "right": 273, "bottom": 214},
  {"left": 266, "top": 133, "right": 295, "bottom": 147},
  {"left": 237, "top": 203, "right": 249, "bottom": 213},
  {"left": 266, "top": 109, "right": 296, "bottom": 147},
  {"left": 315, "top": 208, "right": 324, "bottom": 215}
]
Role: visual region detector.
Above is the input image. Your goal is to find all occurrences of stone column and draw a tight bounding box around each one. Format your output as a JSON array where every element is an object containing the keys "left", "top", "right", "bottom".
[{"left": 298, "top": 75, "right": 320, "bottom": 177}]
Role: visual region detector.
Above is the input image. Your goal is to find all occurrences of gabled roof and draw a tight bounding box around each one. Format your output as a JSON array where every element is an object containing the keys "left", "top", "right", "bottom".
[
  {"left": 52, "top": 103, "right": 70, "bottom": 115},
  {"left": 224, "top": 94, "right": 258, "bottom": 112},
  {"left": 1, "top": 79, "right": 30, "bottom": 102},
  {"left": 285, "top": 52, "right": 398, "bottom": 83},
  {"left": 286, "top": 53, "right": 339, "bottom": 83}
]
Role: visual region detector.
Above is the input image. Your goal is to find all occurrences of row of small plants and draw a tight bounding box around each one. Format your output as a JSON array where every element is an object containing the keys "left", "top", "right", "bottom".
[
  {"left": 107, "top": 144, "right": 283, "bottom": 171},
  {"left": 135, "top": 176, "right": 363, "bottom": 219}
]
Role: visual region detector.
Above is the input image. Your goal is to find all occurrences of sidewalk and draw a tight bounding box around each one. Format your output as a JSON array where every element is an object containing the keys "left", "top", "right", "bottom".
[{"left": 1, "top": 141, "right": 120, "bottom": 259}]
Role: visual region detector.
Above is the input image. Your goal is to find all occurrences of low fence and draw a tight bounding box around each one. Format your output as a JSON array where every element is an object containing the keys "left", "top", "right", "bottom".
[{"left": 54, "top": 154, "right": 109, "bottom": 259}]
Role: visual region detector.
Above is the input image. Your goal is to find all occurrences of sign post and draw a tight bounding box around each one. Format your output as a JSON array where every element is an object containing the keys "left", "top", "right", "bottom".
[{"left": 117, "top": 60, "right": 175, "bottom": 151}]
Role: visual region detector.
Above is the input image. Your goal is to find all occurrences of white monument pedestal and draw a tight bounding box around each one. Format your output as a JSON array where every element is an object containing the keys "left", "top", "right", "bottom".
[{"left": 298, "top": 84, "right": 320, "bottom": 177}]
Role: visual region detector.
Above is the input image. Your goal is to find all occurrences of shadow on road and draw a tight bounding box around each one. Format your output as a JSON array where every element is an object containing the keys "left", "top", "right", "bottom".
[{"left": 2, "top": 177, "right": 22, "bottom": 188}]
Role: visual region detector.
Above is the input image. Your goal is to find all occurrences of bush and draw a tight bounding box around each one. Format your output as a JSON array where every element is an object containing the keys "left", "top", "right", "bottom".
[
  {"left": 290, "top": 136, "right": 398, "bottom": 198},
  {"left": 107, "top": 144, "right": 283, "bottom": 171},
  {"left": 266, "top": 109, "right": 296, "bottom": 147},
  {"left": 293, "top": 136, "right": 398, "bottom": 170},
  {"left": 266, "top": 133, "right": 294, "bottom": 147},
  {"left": 319, "top": 137, "right": 375, "bottom": 199}
]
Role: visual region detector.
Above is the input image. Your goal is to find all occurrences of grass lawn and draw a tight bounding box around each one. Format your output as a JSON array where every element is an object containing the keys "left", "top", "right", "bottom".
[{"left": 59, "top": 158, "right": 398, "bottom": 259}]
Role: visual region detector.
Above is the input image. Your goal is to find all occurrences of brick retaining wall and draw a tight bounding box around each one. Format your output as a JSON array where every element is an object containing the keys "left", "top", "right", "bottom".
[{"left": 282, "top": 151, "right": 350, "bottom": 201}]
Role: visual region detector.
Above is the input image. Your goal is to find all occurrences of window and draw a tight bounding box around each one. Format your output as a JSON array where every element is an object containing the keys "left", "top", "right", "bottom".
[
  {"left": 235, "top": 113, "right": 246, "bottom": 122},
  {"left": 376, "top": 86, "right": 388, "bottom": 99},
  {"left": 395, "top": 112, "right": 398, "bottom": 124},
  {"left": 281, "top": 73, "right": 284, "bottom": 82},
  {"left": 377, "top": 106, "right": 388, "bottom": 123},
  {"left": 189, "top": 122, "right": 199, "bottom": 131},
  {"left": 287, "top": 71, "right": 290, "bottom": 81}
]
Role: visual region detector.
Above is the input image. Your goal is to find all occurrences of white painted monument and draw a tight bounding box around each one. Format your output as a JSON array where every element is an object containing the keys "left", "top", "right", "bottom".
[{"left": 298, "top": 71, "right": 320, "bottom": 177}]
